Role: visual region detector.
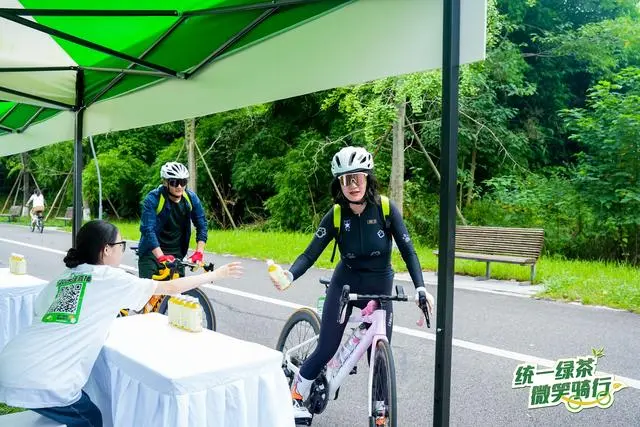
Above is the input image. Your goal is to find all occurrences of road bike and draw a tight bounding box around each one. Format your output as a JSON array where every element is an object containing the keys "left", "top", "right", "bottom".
[{"left": 276, "top": 278, "right": 430, "bottom": 426}]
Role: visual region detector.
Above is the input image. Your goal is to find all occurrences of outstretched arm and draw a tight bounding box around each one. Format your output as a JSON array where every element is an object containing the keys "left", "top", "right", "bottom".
[
  {"left": 288, "top": 208, "right": 337, "bottom": 281},
  {"left": 154, "top": 262, "right": 243, "bottom": 295}
]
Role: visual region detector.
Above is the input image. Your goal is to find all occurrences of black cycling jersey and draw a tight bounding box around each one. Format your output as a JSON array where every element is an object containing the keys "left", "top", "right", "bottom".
[{"left": 289, "top": 199, "right": 425, "bottom": 288}]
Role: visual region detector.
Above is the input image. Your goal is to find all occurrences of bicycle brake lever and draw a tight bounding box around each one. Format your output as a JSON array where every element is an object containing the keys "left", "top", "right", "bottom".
[{"left": 418, "top": 295, "right": 431, "bottom": 328}]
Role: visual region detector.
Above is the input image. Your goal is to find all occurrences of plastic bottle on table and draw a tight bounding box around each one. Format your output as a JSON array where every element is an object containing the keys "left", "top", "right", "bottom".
[
  {"left": 189, "top": 297, "right": 200, "bottom": 332},
  {"left": 185, "top": 297, "right": 194, "bottom": 331},
  {"left": 168, "top": 296, "right": 176, "bottom": 327},
  {"left": 191, "top": 298, "right": 202, "bottom": 332},
  {"left": 178, "top": 296, "right": 188, "bottom": 330}
]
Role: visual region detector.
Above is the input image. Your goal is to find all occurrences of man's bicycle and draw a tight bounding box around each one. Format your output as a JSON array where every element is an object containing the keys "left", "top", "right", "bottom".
[
  {"left": 118, "top": 246, "right": 217, "bottom": 331},
  {"left": 276, "top": 278, "right": 431, "bottom": 426}
]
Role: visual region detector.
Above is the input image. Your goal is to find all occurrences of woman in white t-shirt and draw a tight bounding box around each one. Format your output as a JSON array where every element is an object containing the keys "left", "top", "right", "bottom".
[
  {"left": 0, "top": 220, "right": 243, "bottom": 427},
  {"left": 26, "top": 189, "right": 45, "bottom": 224}
]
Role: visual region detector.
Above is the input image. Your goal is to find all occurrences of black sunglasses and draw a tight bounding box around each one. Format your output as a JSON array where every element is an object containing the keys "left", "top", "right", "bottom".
[
  {"left": 168, "top": 178, "right": 188, "bottom": 188},
  {"left": 108, "top": 241, "right": 127, "bottom": 253}
]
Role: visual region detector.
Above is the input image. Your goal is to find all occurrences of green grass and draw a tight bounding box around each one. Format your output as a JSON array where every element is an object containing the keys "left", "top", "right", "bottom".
[
  {"left": 0, "top": 402, "right": 23, "bottom": 415},
  {"left": 50, "top": 220, "right": 640, "bottom": 314}
]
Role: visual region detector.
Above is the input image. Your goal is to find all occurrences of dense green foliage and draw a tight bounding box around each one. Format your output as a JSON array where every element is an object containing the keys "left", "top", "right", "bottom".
[{"left": 1, "top": 0, "right": 639, "bottom": 263}]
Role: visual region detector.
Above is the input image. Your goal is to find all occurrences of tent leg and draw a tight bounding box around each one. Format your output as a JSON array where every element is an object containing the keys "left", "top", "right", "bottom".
[
  {"left": 433, "top": 1, "right": 460, "bottom": 426},
  {"left": 72, "top": 70, "right": 85, "bottom": 248}
]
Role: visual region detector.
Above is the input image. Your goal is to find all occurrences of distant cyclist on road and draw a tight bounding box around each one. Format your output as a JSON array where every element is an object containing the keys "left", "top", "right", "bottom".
[
  {"left": 26, "top": 189, "right": 45, "bottom": 227},
  {"left": 137, "top": 161, "right": 208, "bottom": 279}
]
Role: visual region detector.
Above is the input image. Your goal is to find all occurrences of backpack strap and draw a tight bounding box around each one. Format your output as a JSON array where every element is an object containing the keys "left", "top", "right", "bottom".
[
  {"left": 156, "top": 193, "right": 166, "bottom": 215},
  {"left": 155, "top": 190, "right": 193, "bottom": 215},
  {"left": 380, "top": 195, "right": 391, "bottom": 230},
  {"left": 333, "top": 203, "right": 341, "bottom": 232},
  {"left": 183, "top": 191, "right": 193, "bottom": 211},
  {"left": 330, "top": 204, "right": 341, "bottom": 263}
]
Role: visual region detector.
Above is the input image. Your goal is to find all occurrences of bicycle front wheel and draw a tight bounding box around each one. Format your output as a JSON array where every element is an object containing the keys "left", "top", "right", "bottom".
[
  {"left": 158, "top": 288, "right": 217, "bottom": 331},
  {"left": 370, "top": 339, "right": 397, "bottom": 427},
  {"left": 276, "top": 308, "right": 321, "bottom": 387}
]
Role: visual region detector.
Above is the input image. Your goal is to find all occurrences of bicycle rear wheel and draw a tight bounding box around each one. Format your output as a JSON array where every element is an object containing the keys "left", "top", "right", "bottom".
[
  {"left": 158, "top": 288, "right": 217, "bottom": 331},
  {"left": 370, "top": 340, "right": 397, "bottom": 427}
]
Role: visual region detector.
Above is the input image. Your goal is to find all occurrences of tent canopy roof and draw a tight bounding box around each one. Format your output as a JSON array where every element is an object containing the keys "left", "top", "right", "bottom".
[{"left": 0, "top": 0, "right": 487, "bottom": 156}]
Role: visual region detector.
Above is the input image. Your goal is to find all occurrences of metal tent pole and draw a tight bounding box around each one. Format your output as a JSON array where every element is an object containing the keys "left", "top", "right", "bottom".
[
  {"left": 72, "top": 69, "right": 85, "bottom": 247},
  {"left": 88, "top": 135, "right": 102, "bottom": 220},
  {"left": 433, "top": 0, "right": 461, "bottom": 425}
]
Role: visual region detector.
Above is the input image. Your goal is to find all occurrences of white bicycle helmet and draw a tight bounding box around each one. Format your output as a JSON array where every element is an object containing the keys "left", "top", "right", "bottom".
[
  {"left": 160, "top": 161, "right": 190, "bottom": 179},
  {"left": 331, "top": 146, "right": 374, "bottom": 177}
]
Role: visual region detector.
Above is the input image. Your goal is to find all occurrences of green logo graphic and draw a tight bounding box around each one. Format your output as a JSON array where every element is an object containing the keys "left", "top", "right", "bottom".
[{"left": 512, "top": 348, "right": 627, "bottom": 413}]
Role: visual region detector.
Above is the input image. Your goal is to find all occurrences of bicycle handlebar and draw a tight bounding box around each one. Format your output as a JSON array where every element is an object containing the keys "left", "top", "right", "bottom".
[
  {"left": 130, "top": 246, "right": 214, "bottom": 280},
  {"left": 337, "top": 284, "right": 430, "bottom": 328}
]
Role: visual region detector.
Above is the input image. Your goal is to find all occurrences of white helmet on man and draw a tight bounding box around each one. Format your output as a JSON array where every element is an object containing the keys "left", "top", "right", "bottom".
[
  {"left": 331, "top": 146, "right": 374, "bottom": 177},
  {"left": 160, "top": 162, "right": 189, "bottom": 180}
]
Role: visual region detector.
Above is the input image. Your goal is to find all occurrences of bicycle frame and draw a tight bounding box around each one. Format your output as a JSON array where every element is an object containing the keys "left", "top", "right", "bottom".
[{"left": 282, "top": 303, "right": 388, "bottom": 414}]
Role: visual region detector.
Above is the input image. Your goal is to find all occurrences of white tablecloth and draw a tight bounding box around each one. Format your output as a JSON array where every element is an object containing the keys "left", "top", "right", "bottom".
[
  {"left": 84, "top": 313, "right": 294, "bottom": 427},
  {"left": 0, "top": 268, "right": 47, "bottom": 353}
]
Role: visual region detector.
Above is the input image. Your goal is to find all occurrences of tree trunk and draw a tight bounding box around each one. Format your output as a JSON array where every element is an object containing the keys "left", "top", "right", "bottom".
[
  {"left": 405, "top": 118, "right": 467, "bottom": 225},
  {"left": 465, "top": 143, "right": 477, "bottom": 207},
  {"left": 194, "top": 141, "right": 237, "bottom": 229},
  {"left": 185, "top": 118, "right": 197, "bottom": 193},
  {"left": 2, "top": 171, "right": 21, "bottom": 213},
  {"left": 46, "top": 169, "right": 72, "bottom": 222},
  {"left": 390, "top": 96, "right": 406, "bottom": 215},
  {"left": 21, "top": 152, "right": 29, "bottom": 216},
  {"left": 106, "top": 197, "right": 121, "bottom": 220}
]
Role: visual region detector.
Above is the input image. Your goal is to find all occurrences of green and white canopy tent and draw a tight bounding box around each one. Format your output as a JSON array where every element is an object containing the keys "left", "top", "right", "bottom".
[
  {"left": 0, "top": 0, "right": 485, "bottom": 154},
  {"left": 1, "top": 0, "right": 486, "bottom": 423}
]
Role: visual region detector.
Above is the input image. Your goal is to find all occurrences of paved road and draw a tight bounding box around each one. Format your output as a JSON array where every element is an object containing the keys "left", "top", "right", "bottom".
[{"left": 1, "top": 223, "right": 639, "bottom": 426}]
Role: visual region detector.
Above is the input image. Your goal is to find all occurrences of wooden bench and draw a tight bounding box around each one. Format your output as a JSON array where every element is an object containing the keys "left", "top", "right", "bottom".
[
  {"left": 434, "top": 226, "right": 544, "bottom": 283},
  {"left": 55, "top": 207, "right": 74, "bottom": 226},
  {"left": 0, "top": 410, "right": 66, "bottom": 426},
  {"left": 0, "top": 205, "right": 22, "bottom": 222}
]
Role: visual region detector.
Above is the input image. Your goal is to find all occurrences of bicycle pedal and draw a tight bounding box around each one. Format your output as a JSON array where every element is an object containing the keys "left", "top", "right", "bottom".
[{"left": 349, "top": 366, "right": 357, "bottom": 375}]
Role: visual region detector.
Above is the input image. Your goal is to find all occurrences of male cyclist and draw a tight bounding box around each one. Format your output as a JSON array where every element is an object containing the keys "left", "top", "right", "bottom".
[
  {"left": 26, "top": 189, "right": 45, "bottom": 227},
  {"left": 137, "top": 162, "right": 208, "bottom": 279}
]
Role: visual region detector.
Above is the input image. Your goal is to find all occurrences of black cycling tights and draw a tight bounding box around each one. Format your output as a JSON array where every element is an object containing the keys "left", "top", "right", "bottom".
[{"left": 299, "top": 263, "right": 394, "bottom": 381}]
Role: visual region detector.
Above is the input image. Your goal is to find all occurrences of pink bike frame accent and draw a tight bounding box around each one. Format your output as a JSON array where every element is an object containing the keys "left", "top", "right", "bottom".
[{"left": 326, "top": 300, "right": 387, "bottom": 402}]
